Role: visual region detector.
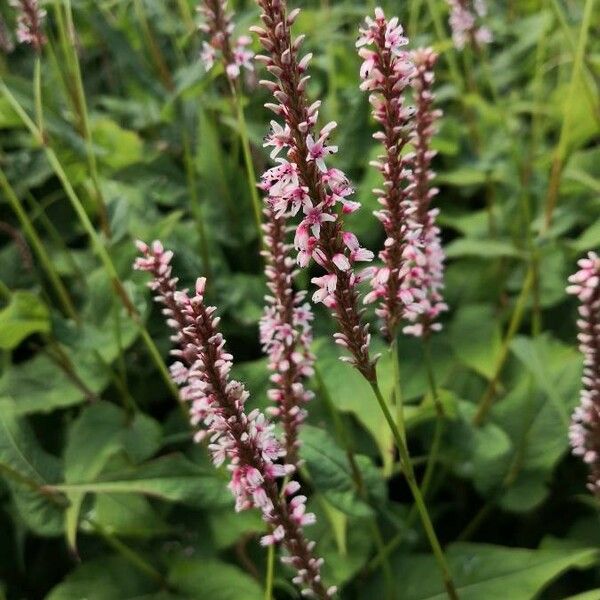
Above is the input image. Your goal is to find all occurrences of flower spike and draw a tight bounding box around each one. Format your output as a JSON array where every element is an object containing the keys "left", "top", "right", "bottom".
[
  {"left": 253, "top": 0, "right": 377, "bottom": 381},
  {"left": 134, "top": 241, "right": 335, "bottom": 599},
  {"left": 567, "top": 252, "right": 600, "bottom": 497}
]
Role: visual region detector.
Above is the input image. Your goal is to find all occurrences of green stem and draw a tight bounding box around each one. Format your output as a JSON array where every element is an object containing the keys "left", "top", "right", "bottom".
[
  {"left": 33, "top": 54, "right": 44, "bottom": 138},
  {"left": 315, "top": 366, "right": 393, "bottom": 596},
  {"left": 419, "top": 339, "right": 445, "bottom": 499},
  {"left": 181, "top": 122, "right": 213, "bottom": 280},
  {"left": 58, "top": 0, "right": 111, "bottom": 237},
  {"left": 472, "top": 266, "right": 534, "bottom": 426},
  {"left": 264, "top": 543, "right": 275, "bottom": 600},
  {"left": 0, "top": 167, "right": 79, "bottom": 322},
  {"left": 543, "top": 0, "right": 596, "bottom": 230},
  {"left": 230, "top": 81, "right": 263, "bottom": 246},
  {"left": 0, "top": 81, "right": 179, "bottom": 402},
  {"left": 369, "top": 382, "right": 459, "bottom": 600},
  {"left": 390, "top": 336, "right": 406, "bottom": 443}
]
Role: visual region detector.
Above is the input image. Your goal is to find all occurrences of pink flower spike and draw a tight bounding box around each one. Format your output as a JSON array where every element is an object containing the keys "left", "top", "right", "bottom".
[
  {"left": 134, "top": 241, "right": 332, "bottom": 599},
  {"left": 566, "top": 252, "right": 600, "bottom": 497}
]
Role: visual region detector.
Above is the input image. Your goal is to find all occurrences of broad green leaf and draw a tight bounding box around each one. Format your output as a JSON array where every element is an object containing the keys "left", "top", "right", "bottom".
[
  {"left": 168, "top": 558, "right": 263, "bottom": 600},
  {"left": 91, "top": 117, "right": 144, "bottom": 169},
  {"left": 313, "top": 337, "right": 395, "bottom": 472},
  {"left": 448, "top": 305, "right": 502, "bottom": 380},
  {"left": 363, "top": 543, "right": 599, "bottom": 599},
  {"left": 0, "top": 291, "right": 50, "bottom": 350},
  {"left": 52, "top": 454, "right": 231, "bottom": 508},
  {"left": 45, "top": 556, "right": 156, "bottom": 600},
  {"left": 94, "top": 494, "right": 170, "bottom": 538},
  {"left": 63, "top": 403, "right": 132, "bottom": 548},
  {"left": 445, "top": 239, "right": 522, "bottom": 260},
  {"left": 0, "top": 399, "right": 63, "bottom": 536},
  {"left": 300, "top": 425, "right": 375, "bottom": 518}
]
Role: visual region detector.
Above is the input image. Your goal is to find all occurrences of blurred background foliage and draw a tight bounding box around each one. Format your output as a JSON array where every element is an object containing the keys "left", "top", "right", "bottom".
[{"left": 0, "top": 0, "right": 599, "bottom": 598}]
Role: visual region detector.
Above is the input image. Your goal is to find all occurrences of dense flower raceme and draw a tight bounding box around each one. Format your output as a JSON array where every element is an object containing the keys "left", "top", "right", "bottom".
[
  {"left": 566, "top": 252, "right": 600, "bottom": 496},
  {"left": 358, "top": 12, "right": 447, "bottom": 339},
  {"left": 252, "top": 0, "right": 378, "bottom": 382},
  {"left": 260, "top": 205, "right": 315, "bottom": 466},
  {"left": 134, "top": 241, "right": 335, "bottom": 599},
  {"left": 445, "top": 0, "right": 492, "bottom": 51},
  {"left": 9, "top": 0, "right": 46, "bottom": 50},
  {"left": 403, "top": 48, "right": 447, "bottom": 337},
  {"left": 357, "top": 8, "right": 420, "bottom": 338},
  {"left": 198, "top": 0, "right": 253, "bottom": 79}
]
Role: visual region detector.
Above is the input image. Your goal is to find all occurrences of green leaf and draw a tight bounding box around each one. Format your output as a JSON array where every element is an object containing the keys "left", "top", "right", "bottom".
[
  {"left": 363, "top": 543, "right": 599, "bottom": 599},
  {"left": 168, "top": 558, "right": 263, "bottom": 600},
  {"left": 445, "top": 239, "right": 522, "bottom": 260},
  {"left": 0, "top": 398, "right": 63, "bottom": 536},
  {"left": 0, "top": 291, "right": 50, "bottom": 350},
  {"left": 52, "top": 454, "right": 231, "bottom": 508},
  {"left": 448, "top": 305, "right": 502, "bottom": 380},
  {"left": 300, "top": 425, "right": 374, "bottom": 518},
  {"left": 91, "top": 117, "right": 144, "bottom": 169},
  {"left": 63, "top": 403, "right": 131, "bottom": 549},
  {"left": 46, "top": 556, "right": 156, "bottom": 600},
  {"left": 313, "top": 337, "right": 395, "bottom": 472}
]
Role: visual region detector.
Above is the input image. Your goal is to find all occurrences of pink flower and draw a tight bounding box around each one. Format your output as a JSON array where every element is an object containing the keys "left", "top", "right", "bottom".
[
  {"left": 446, "top": 0, "right": 492, "bottom": 50},
  {"left": 201, "top": 41, "right": 217, "bottom": 71},
  {"left": 134, "top": 241, "right": 331, "bottom": 599},
  {"left": 9, "top": 0, "right": 46, "bottom": 50},
  {"left": 306, "top": 124, "right": 339, "bottom": 172},
  {"left": 311, "top": 273, "right": 337, "bottom": 304},
  {"left": 566, "top": 252, "right": 600, "bottom": 497}
]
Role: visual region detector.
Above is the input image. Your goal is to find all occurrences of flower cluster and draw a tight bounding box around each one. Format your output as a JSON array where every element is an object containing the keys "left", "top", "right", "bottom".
[
  {"left": 566, "top": 252, "right": 600, "bottom": 496},
  {"left": 9, "top": 0, "right": 46, "bottom": 50},
  {"left": 357, "top": 9, "right": 421, "bottom": 338},
  {"left": 253, "top": 0, "right": 377, "bottom": 382},
  {"left": 197, "top": 0, "right": 253, "bottom": 79},
  {"left": 445, "top": 0, "right": 492, "bottom": 50},
  {"left": 402, "top": 48, "right": 447, "bottom": 337},
  {"left": 260, "top": 205, "right": 315, "bottom": 466},
  {"left": 134, "top": 241, "right": 335, "bottom": 599}
]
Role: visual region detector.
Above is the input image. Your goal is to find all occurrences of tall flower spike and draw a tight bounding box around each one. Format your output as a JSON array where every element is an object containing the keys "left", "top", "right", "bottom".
[
  {"left": 9, "top": 0, "right": 46, "bottom": 51},
  {"left": 134, "top": 241, "right": 336, "bottom": 599},
  {"left": 253, "top": 0, "right": 377, "bottom": 382},
  {"left": 358, "top": 8, "right": 418, "bottom": 339},
  {"left": 197, "top": 0, "right": 254, "bottom": 79},
  {"left": 566, "top": 252, "right": 600, "bottom": 497},
  {"left": 402, "top": 48, "right": 448, "bottom": 338},
  {"left": 260, "top": 204, "right": 315, "bottom": 466},
  {"left": 445, "top": 0, "right": 492, "bottom": 50}
]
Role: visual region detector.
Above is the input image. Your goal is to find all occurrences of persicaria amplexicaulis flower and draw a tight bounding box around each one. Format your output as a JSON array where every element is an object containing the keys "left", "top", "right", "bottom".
[
  {"left": 566, "top": 252, "right": 600, "bottom": 496},
  {"left": 197, "top": 0, "right": 253, "bottom": 79},
  {"left": 357, "top": 8, "right": 420, "bottom": 338},
  {"left": 9, "top": 0, "right": 46, "bottom": 51},
  {"left": 402, "top": 48, "right": 447, "bottom": 337},
  {"left": 445, "top": 0, "right": 492, "bottom": 51},
  {"left": 252, "top": 0, "right": 378, "bottom": 382},
  {"left": 260, "top": 205, "right": 315, "bottom": 466},
  {"left": 134, "top": 241, "right": 336, "bottom": 599}
]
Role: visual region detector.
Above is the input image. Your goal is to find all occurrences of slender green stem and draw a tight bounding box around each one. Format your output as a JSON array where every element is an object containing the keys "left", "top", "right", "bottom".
[
  {"left": 181, "top": 120, "right": 213, "bottom": 280},
  {"left": 0, "top": 81, "right": 179, "bottom": 402},
  {"left": 56, "top": 0, "right": 110, "bottom": 236},
  {"left": 472, "top": 266, "right": 534, "bottom": 426},
  {"left": 315, "top": 366, "right": 394, "bottom": 595},
  {"left": 230, "top": 81, "right": 263, "bottom": 246},
  {"left": 133, "top": 0, "right": 174, "bottom": 90},
  {"left": 264, "top": 543, "right": 275, "bottom": 600},
  {"left": 390, "top": 336, "right": 406, "bottom": 443},
  {"left": 369, "top": 382, "right": 459, "bottom": 600},
  {"left": 33, "top": 54, "right": 44, "bottom": 137},
  {"left": 0, "top": 167, "right": 79, "bottom": 322},
  {"left": 543, "top": 0, "right": 596, "bottom": 229},
  {"left": 419, "top": 339, "right": 445, "bottom": 499}
]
